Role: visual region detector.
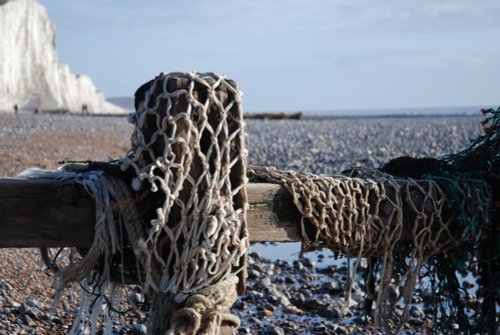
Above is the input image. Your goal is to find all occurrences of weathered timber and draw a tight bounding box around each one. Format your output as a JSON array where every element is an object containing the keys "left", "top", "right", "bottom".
[
  {"left": 0, "top": 178, "right": 301, "bottom": 247},
  {"left": 244, "top": 112, "right": 304, "bottom": 120},
  {"left": 0, "top": 177, "right": 459, "bottom": 248},
  {"left": 0, "top": 178, "right": 95, "bottom": 248},
  {"left": 246, "top": 183, "right": 302, "bottom": 242}
]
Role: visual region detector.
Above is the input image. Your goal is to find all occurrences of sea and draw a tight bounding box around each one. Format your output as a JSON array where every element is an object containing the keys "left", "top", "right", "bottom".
[{"left": 107, "top": 96, "right": 493, "bottom": 118}]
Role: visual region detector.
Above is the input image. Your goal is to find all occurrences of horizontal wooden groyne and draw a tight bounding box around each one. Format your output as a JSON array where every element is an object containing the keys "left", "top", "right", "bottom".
[{"left": 0, "top": 178, "right": 302, "bottom": 248}]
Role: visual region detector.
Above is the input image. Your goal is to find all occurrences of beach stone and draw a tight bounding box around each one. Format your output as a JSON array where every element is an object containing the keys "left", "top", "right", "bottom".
[
  {"left": 0, "top": 281, "right": 12, "bottom": 290},
  {"left": 259, "top": 309, "right": 274, "bottom": 318},
  {"left": 247, "top": 268, "right": 261, "bottom": 279},
  {"left": 302, "top": 258, "right": 315, "bottom": 268},
  {"left": 293, "top": 261, "right": 304, "bottom": 271},
  {"left": 247, "top": 317, "right": 263, "bottom": 326},
  {"left": 24, "top": 308, "right": 40, "bottom": 319},
  {"left": 23, "top": 314, "right": 36, "bottom": 327},
  {"left": 282, "top": 305, "right": 303, "bottom": 314},
  {"left": 462, "top": 280, "right": 474, "bottom": 289},
  {"left": 232, "top": 301, "right": 245, "bottom": 310},
  {"left": 301, "top": 298, "right": 323, "bottom": 311},
  {"left": 10, "top": 301, "right": 21, "bottom": 309},
  {"left": 351, "top": 290, "right": 365, "bottom": 303},
  {"left": 248, "top": 251, "right": 261, "bottom": 259},
  {"left": 131, "top": 323, "right": 147, "bottom": 334},
  {"left": 128, "top": 292, "right": 143, "bottom": 305},
  {"left": 408, "top": 317, "right": 425, "bottom": 326},
  {"left": 266, "top": 325, "right": 285, "bottom": 335},
  {"left": 238, "top": 327, "right": 251, "bottom": 333},
  {"left": 423, "top": 305, "right": 435, "bottom": 314},
  {"left": 301, "top": 289, "right": 313, "bottom": 298},
  {"left": 312, "top": 324, "right": 328, "bottom": 333},
  {"left": 410, "top": 305, "right": 425, "bottom": 319},
  {"left": 335, "top": 325, "right": 349, "bottom": 334},
  {"left": 277, "top": 295, "right": 290, "bottom": 306},
  {"left": 259, "top": 277, "right": 272, "bottom": 288},
  {"left": 25, "top": 299, "right": 40, "bottom": 308},
  {"left": 260, "top": 263, "right": 275, "bottom": 272},
  {"left": 49, "top": 315, "right": 63, "bottom": 324},
  {"left": 320, "top": 306, "right": 342, "bottom": 319},
  {"left": 266, "top": 294, "right": 279, "bottom": 305}
]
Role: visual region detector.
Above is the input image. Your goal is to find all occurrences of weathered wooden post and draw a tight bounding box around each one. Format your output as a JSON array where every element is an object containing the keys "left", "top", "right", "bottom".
[{"left": 120, "top": 72, "right": 249, "bottom": 334}]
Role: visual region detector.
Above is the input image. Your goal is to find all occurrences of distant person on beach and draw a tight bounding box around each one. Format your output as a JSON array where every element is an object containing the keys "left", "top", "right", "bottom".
[
  {"left": 14, "top": 104, "right": 18, "bottom": 114},
  {"left": 34, "top": 108, "right": 39, "bottom": 114},
  {"left": 82, "top": 104, "right": 89, "bottom": 115}
]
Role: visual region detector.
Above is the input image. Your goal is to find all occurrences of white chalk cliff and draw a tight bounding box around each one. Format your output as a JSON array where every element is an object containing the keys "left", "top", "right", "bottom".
[{"left": 0, "top": 0, "right": 126, "bottom": 114}]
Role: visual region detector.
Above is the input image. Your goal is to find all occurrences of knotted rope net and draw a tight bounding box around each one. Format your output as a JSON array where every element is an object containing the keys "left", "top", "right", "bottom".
[
  {"left": 121, "top": 72, "right": 248, "bottom": 297},
  {"left": 23, "top": 72, "right": 249, "bottom": 335},
  {"left": 249, "top": 164, "right": 491, "bottom": 332},
  {"left": 19, "top": 71, "right": 499, "bottom": 334},
  {"left": 247, "top": 108, "right": 500, "bottom": 334}
]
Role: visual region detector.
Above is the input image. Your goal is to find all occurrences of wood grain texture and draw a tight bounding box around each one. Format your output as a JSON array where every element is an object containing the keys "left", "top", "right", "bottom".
[
  {"left": 0, "top": 178, "right": 95, "bottom": 247},
  {"left": 246, "top": 183, "right": 302, "bottom": 242},
  {"left": 0, "top": 178, "right": 301, "bottom": 247}
]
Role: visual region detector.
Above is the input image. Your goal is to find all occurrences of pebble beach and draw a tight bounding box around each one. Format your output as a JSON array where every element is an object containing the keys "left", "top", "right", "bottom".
[{"left": 0, "top": 112, "right": 488, "bottom": 334}]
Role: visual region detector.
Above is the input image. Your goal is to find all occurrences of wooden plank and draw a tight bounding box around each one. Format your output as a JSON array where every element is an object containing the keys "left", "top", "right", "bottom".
[
  {"left": 0, "top": 178, "right": 466, "bottom": 249},
  {"left": 0, "top": 178, "right": 300, "bottom": 247},
  {"left": 246, "top": 183, "right": 301, "bottom": 242},
  {"left": 0, "top": 178, "right": 95, "bottom": 247}
]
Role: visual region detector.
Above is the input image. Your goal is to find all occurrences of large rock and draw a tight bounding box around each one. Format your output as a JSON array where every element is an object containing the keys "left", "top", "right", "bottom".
[{"left": 0, "top": 0, "right": 126, "bottom": 114}]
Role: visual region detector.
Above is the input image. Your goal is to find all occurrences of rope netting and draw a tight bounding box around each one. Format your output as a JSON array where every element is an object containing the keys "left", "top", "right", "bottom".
[
  {"left": 18, "top": 71, "right": 499, "bottom": 334},
  {"left": 121, "top": 72, "right": 248, "bottom": 296},
  {"left": 249, "top": 164, "right": 491, "bottom": 332},
  {"left": 249, "top": 107, "right": 500, "bottom": 333},
  {"left": 22, "top": 72, "right": 249, "bottom": 334}
]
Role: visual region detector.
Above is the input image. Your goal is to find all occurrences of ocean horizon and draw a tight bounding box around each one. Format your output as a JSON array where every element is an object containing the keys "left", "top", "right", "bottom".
[{"left": 107, "top": 97, "right": 492, "bottom": 117}]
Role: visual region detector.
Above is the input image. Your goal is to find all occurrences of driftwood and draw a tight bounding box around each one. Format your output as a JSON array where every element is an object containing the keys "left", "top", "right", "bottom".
[{"left": 244, "top": 112, "right": 304, "bottom": 120}]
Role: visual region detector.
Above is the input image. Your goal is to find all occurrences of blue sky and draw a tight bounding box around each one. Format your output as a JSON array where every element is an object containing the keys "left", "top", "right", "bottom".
[{"left": 38, "top": 0, "right": 500, "bottom": 112}]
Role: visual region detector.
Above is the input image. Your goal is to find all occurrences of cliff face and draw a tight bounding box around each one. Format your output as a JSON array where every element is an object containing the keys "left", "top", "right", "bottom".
[{"left": 0, "top": 0, "right": 126, "bottom": 114}]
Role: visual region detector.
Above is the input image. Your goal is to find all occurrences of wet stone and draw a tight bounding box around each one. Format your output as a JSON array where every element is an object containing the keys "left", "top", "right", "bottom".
[
  {"left": 334, "top": 325, "right": 349, "bottom": 335},
  {"left": 238, "top": 326, "right": 251, "bottom": 333},
  {"left": 410, "top": 305, "right": 425, "bottom": 319},
  {"left": 247, "top": 269, "right": 261, "bottom": 279},
  {"left": 302, "top": 258, "right": 315, "bottom": 268},
  {"left": 319, "top": 306, "right": 342, "bottom": 319},
  {"left": 408, "top": 317, "right": 425, "bottom": 326},
  {"left": 128, "top": 292, "right": 143, "bottom": 305},
  {"left": 131, "top": 323, "right": 147, "bottom": 334},
  {"left": 265, "top": 325, "right": 285, "bottom": 335}
]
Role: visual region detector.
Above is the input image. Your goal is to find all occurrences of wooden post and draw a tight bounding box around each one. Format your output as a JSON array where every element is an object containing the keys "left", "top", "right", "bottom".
[{"left": 130, "top": 73, "right": 249, "bottom": 334}]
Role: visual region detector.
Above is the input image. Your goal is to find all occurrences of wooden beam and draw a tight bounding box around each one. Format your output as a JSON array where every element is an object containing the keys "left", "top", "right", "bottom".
[
  {"left": 0, "top": 178, "right": 301, "bottom": 247},
  {"left": 1, "top": 177, "right": 476, "bottom": 249},
  {"left": 246, "top": 183, "right": 302, "bottom": 242},
  {"left": 0, "top": 178, "right": 95, "bottom": 248}
]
